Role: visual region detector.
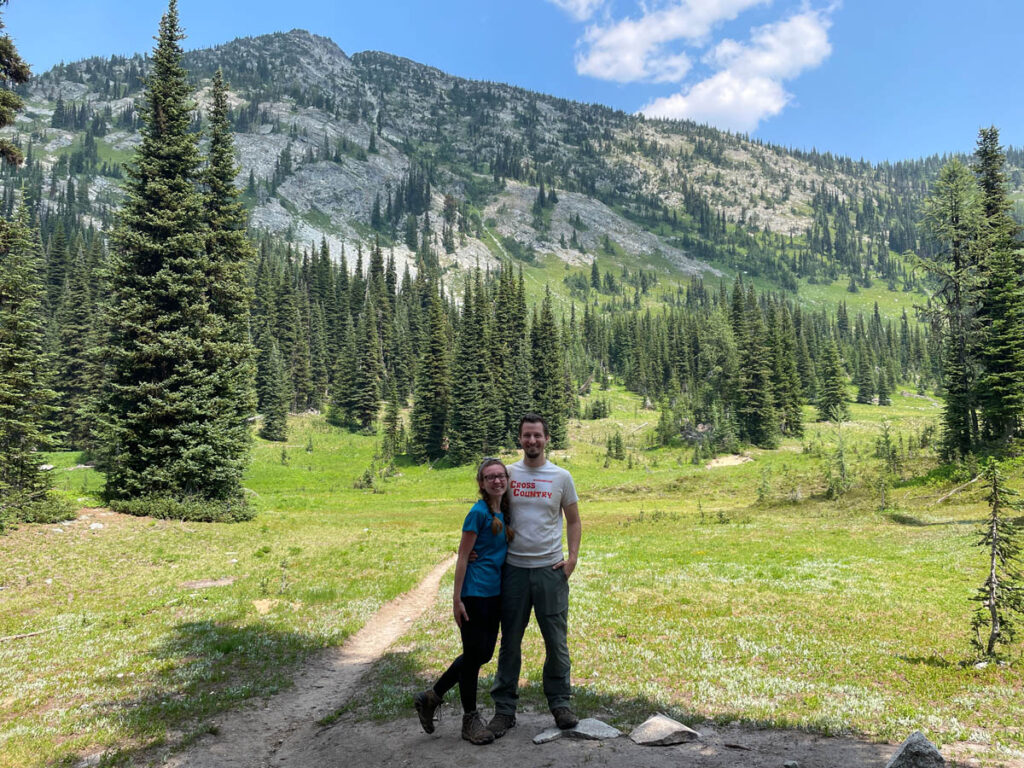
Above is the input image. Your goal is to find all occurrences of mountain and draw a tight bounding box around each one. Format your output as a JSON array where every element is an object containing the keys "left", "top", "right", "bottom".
[{"left": 8, "top": 28, "right": 1018, "bottom": 293}]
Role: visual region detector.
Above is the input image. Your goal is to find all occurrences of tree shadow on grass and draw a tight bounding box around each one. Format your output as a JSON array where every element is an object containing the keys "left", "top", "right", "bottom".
[
  {"left": 70, "top": 620, "right": 323, "bottom": 766},
  {"left": 885, "top": 511, "right": 988, "bottom": 527},
  {"left": 896, "top": 654, "right": 956, "bottom": 669}
]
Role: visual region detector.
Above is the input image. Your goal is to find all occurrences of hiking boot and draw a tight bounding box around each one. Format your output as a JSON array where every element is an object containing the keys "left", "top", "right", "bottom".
[
  {"left": 413, "top": 689, "right": 442, "bottom": 734},
  {"left": 461, "top": 711, "right": 495, "bottom": 745},
  {"left": 551, "top": 706, "right": 578, "bottom": 730},
  {"left": 486, "top": 712, "right": 516, "bottom": 738}
]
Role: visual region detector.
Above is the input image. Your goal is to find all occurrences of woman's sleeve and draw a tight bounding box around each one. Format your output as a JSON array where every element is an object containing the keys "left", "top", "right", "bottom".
[{"left": 462, "top": 501, "right": 488, "bottom": 534}]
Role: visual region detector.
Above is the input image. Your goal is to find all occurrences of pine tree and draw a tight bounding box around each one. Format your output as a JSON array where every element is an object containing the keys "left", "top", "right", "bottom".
[
  {"left": 855, "top": 337, "right": 874, "bottom": 404},
  {"left": 447, "top": 276, "right": 486, "bottom": 465},
  {"left": 974, "top": 128, "right": 1024, "bottom": 444},
  {"left": 351, "top": 294, "right": 383, "bottom": 431},
  {"left": 410, "top": 285, "right": 450, "bottom": 461},
  {"left": 531, "top": 286, "right": 568, "bottom": 448},
  {"left": 327, "top": 312, "right": 357, "bottom": 427},
  {"left": 381, "top": 380, "right": 402, "bottom": 460},
  {"left": 735, "top": 288, "right": 778, "bottom": 448},
  {"left": 258, "top": 339, "right": 289, "bottom": 442},
  {"left": 971, "top": 460, "right": 1024, "bottom": 657},
  {"left": 817, "top": 337, "right": 849, "bottom": 422},
  {"left": 53, "top": 244, "right": 93, "bottom": 448},
  {"left": 199, "top": 68, "right": 256, "bottom": 496},
  {"left": 0, "top": 207, "right": 60, "bottom": 519},
  {"left": 876, "top": 366, "right": 892, "bottom": 406},
  {"left": 920, "top": 159, "right": 983, "bottom": 459},
  {"left": 103, "top": 1, "right": 248, "bottom": 505},
  {"left": 774, "top": 305, "right": 803, "bottom": 436},
  {"left": 0, "top": 1, "right": 30, "bottom": 167}
]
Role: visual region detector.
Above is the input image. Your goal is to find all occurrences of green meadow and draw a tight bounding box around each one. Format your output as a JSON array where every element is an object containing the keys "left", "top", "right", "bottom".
[{"left": 2, "top": 387, "right": 1023, "bottom": 767}]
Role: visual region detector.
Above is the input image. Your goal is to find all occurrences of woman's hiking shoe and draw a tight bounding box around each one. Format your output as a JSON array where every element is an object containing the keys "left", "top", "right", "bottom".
[
  {"left": 461, "top": 711, "right": 495, "bottom": 745},
  {"left": 552, "top": 706, "right": 579, "bottom": 730},
  {"left": 413, "top": 689, "right": 442, "bottom": 734},
  {"left": 486, "top": 712, "right": 516, "bottom": 738}
]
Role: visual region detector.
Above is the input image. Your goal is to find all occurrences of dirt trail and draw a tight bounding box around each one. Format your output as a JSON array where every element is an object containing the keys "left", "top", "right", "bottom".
[
  {"left": 158, "top": 554, "right": 993, "bottom": 768},
  {"left": 163, "top": 555, "right": 457, "bottom": 768}
]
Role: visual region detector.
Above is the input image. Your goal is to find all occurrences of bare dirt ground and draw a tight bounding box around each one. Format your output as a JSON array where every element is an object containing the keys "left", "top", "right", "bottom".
[
  {"left": 705, "top": 454, "right": 753, "bottom": 469},
  {"left": 155, "top": 556, "right": 991, "bottom": 768}
]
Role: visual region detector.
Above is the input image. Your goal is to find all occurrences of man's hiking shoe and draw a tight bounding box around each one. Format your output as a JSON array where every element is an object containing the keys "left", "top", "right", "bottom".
[
  {"left": 413, "top": 689, "right": 442, "bottom": 734},
  {"left": 486, "top": 712, "right": 516, "bottom": 738},
  {"left": 552, "top": 706, "right": 579, "bottom": 730},
  {"left": 461, "top": 711, "right": 495, "bottom": 745}
]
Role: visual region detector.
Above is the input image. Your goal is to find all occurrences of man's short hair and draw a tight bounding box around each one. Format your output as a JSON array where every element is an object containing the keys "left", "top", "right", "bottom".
[{"left": 519, "top": 412, "right": 549, "bottom": 437}]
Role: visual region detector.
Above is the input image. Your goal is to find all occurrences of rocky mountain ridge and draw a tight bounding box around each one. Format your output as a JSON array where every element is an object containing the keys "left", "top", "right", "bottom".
[{"left": 6, "top": 28, "right": 1000, "bottom": 288}]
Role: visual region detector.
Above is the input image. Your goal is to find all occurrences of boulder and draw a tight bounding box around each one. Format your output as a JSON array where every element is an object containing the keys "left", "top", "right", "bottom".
[
  {"left": 885, "top": 731, "right": 944, "bottom": 768},
  {"left": 629, "top": 713, "right": 700, "bottom": 746}
]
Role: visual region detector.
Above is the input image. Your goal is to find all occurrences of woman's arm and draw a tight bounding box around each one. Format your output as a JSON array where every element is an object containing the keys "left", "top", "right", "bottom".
[{"left": 453, "top": 529, "right": 478, "bottom": 627}]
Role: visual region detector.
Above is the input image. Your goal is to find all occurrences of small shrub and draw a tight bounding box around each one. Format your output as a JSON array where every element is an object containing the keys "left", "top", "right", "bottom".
[
  {"left": 109, "top": 495, "right": 256, "bottom": 523},
  {"left": 0, "top": 492, "right": 76, "bottom": 533}
]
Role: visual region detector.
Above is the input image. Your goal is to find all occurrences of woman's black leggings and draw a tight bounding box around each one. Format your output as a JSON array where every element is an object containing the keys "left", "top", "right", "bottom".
[{"left": 433, "top": 595, "right": 501, "bottom": 713}]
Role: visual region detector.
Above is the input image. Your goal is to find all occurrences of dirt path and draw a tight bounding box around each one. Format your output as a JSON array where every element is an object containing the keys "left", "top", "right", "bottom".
[
  {"left": 163, "top": 555, "right": 457, "bottom": 768},
  {"left": 158, "top": 554, "right": 994, "bottom": 768}
]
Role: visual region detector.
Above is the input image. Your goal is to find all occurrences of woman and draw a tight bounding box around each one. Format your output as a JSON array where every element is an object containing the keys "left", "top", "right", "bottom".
[{"left": 414, "top": 458, "right": 512, "bottom": 744}]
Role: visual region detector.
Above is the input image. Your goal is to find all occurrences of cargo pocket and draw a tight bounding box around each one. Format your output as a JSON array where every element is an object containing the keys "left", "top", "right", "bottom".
[{"left": 536, "top": 566, "right": 570, "bottom": 615}]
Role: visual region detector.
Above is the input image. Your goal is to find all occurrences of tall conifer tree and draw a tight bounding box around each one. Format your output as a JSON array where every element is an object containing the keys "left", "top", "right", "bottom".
[
  {"left": 103, "top": 1, "right": 249, "bottom": 504},
  {"left": 410, "top": 284, "right": 450, "bottom": 461},
  {"left": 920, "top": 159, "right": 983, "bottom": 459},
  {"left": 0, "top": 0, "right": 30, "bottom": 167},
  {"left": 974, "top": 128, "right": 1024, "bottom": 443},
  {"left": 258, "top": 339, "right": 289, "bottom": 442},
  {"left": 351, "top": 294, "right": 383, "bottom": 431},
  {"left": 531, "top": 287, "right": 568, "bottom": 448},
  {"left": 447, "top": 276, "right": 486, "bottom": 465},
  {"left": 817, "top": 337, "right": 849, "bottom": 422},
  {"left": 199, "top": 68, "right": 256, "bottom": 494},
  {"left": 0, "top": 207, "right": 59, "bottom": 516}
]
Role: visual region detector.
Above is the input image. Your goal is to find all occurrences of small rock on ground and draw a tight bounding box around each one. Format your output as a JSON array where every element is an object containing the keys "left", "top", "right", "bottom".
[
  {"left": 533, "top": 727, "right": 563, "bottom": 744},
  {"left": 533, "top": 718, "right": 622, "bottom": 744},
  {"left": 571, "top": 718, "right": 622, "bottom": 740},
  {"left": 885, "top": 731, "right": 944, "bottom": 768},
  {"left": 630, "top": 713, "right": 701, "bottom": 746}
]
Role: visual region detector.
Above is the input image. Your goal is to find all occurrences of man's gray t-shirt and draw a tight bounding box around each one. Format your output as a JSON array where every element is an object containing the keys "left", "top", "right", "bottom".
[{"left": 506, "top": 460, "right": 578, "bottom": 568}]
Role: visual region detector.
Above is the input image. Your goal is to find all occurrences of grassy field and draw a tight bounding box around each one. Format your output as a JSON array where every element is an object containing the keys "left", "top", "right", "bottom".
[{"left": 2, "top": 386, "right": 1023, "bottom": 767}]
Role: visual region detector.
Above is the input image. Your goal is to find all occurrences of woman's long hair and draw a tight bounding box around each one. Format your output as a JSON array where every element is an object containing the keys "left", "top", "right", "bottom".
[{"left": 477, "top": 458, "right": 514, "bottom": 542}]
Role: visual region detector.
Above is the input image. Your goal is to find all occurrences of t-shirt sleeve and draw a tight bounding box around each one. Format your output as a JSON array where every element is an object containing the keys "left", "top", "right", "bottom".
[
  {"left": 462, "top": 502, "right": 489, "bottom": 535},
  {"left": 562, "top": 472, "right": 579, "bottom": 507}
]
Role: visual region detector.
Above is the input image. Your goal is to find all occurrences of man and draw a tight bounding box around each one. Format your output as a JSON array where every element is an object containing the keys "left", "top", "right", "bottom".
[{"left": 487, "top": 413, "right": 582, "bottom": 736}]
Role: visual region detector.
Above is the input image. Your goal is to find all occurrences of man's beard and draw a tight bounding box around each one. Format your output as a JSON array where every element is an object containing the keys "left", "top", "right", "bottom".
[{"left": 524, "top": 446, "right": 543, "bottom": 458}]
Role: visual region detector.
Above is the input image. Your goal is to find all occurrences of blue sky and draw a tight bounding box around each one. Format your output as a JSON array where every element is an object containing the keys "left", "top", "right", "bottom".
[{"left": 6, "top": 0, "right": 1022, "bottom": 163}]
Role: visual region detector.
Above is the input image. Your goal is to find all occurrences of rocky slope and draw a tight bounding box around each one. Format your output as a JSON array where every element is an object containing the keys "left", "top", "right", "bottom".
[{"left": 6, "top": 29, "right": 994, "bottom": 281}]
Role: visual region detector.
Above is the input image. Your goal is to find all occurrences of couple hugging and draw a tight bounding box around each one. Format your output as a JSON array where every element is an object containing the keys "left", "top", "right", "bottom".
[{"left": 414, "top": 413, "right": 583, "bottom": 744}]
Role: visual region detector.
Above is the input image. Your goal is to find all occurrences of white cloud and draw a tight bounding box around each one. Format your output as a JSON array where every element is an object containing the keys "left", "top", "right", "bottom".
[
  {"left": 575, "top": 0, "right": 768, "bottom": 82},
  {"left": 640, "top": 9, "right": 834, "bottom": 132},
  {"left": 642, "top": 71, "right": 788, "bottom": 132},
  {"left": 548, "top": 0, "right": 605, "bottom": 22}
]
